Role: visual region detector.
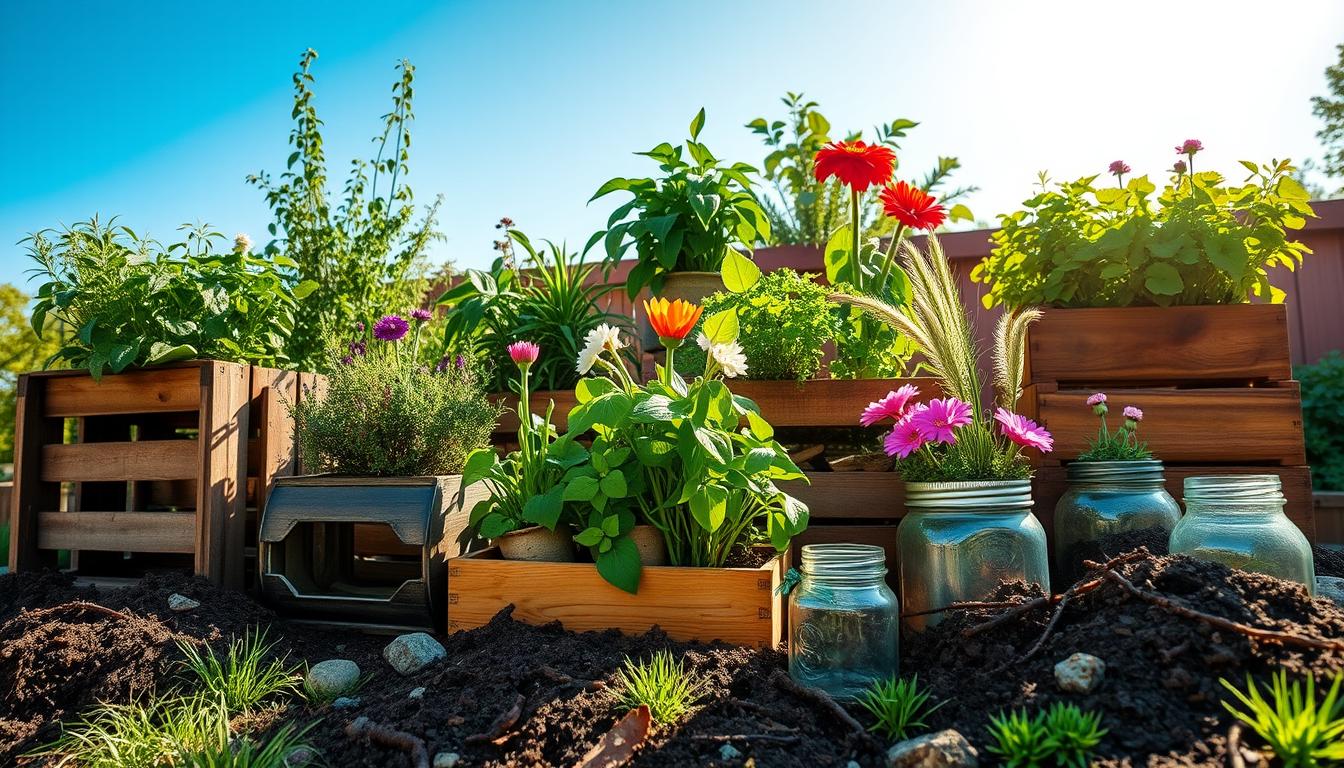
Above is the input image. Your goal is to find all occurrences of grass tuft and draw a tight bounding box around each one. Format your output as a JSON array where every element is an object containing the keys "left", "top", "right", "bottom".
[
  {"left": 38, "top": 694, "right": 221, "bottom": 768},
  {"left": 1222, "top": 670, "right": 1344, "bottom": 768},
  {"left": 856, "top": 674, "right": 944, "bottom": 741},
  {"left": 610, "top": 650, "right": 708, "bottom": 725},
  {"left": 985, "top": 708, "right": 1054, "bottom": 768},
  {"left": 179, "top": 628, "right": 300, "bottom": 714}
]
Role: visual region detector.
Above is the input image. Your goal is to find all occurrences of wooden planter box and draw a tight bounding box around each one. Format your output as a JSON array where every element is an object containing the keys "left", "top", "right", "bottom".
[
  {"left": 7, "top": 361, "right": 313, "bottom": 588},
  {"left": 447, "top": 547, "right": 786, "bottom": 647},
  {"left": 1314, "top": 492, "right": 1344, "bottom": 548},
  {"left": 491, "top": 390, "right": 579, "bottom": 433},
  {"left": 730, "top": 377, "right": 941, "bottom": 428}
]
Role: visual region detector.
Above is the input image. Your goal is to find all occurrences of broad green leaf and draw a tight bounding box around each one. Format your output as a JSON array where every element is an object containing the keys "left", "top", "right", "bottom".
[
  {"left": 480, "top": 513, "right": 514, "bottom": 539},
  {"left": 461, "top": 449, "right": 498, "bottom": 487},
  {"left": 292, "top": 280, "right": 320, "bottom": 299},
  {"left": 702, "top": 310, "right": 738, "bottom": 345},
  {"left": 576, "top": 376, "right": 616, "bottom": 403},
  {"left": 599, "top": 470, "right": 627, "bottom": 499},
  {"left": 574, "top": 527, "right": 604, "bottom": 547},
  {"left": 522, "top": 486, "right": 565, "bottom": 529},
  {"left": 1143, "top": 262, "right": 1184, "bottom": 296},
  {"left": 1276, "top": 175, "right": 1311, "bottom": 202},
  {"left": 107, "top": 342, "right": 140, "bottom": 374},
  {"left": 563, "top": 475, "right": 601, "bottom": 502},
  {"left": 746, "top": 410, "right": 774, "bottom": 440},
  {"left": 146, "top": 342, "right": 197, "bottom": 365},
  {"left": 823, "top": 226, "right": 852, "bottom": 285},
  {"left": 689, "top": 107, "right": 706, "bottom": 140},
  {"left": 689, "top": 485, "right": 728, "bottom": 532},
  {"left": 720, "top": 249, "right": 761, "bottom": 293},
  {"left": 595, "top": 536, "right": 642, "bottom": 594}
]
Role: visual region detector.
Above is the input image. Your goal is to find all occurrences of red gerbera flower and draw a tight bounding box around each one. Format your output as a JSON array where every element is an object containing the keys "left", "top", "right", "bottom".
[
  {"left": 813, "top": 140, "right": 896, "bottom": 192},
  {"left": 879, "top": 181, "right": 947, "bottom": 231}
]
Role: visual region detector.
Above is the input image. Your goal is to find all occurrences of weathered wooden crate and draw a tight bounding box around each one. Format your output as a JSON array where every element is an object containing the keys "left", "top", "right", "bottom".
[
  {"left": 447, "top": 547, "right": 785, "bottom": 647},
  {"left": 785, "top": 472, "right": 905, "bottom": 591},
  {"left": 731, "top": 377, "right": 941, "bottom": 428},
  {"left": 7, "top": 362, "right": 311, "bottom": 588}
]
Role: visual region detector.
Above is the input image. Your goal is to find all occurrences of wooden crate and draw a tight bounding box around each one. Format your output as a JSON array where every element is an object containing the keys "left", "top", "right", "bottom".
[
  {"left": 784, "top": 471, "right": 905, "bottom": 589},
  {"left": 730, "top": 377, "right": 941, "bottom": 428},
  {"left": 7, "top": 362, "right": 309, "bottom": 589},
  {"left": 1317, "top": 492, "right": 1344, "bottom": 548},
  {"left": 447, "top": 547, "right": 785, "bottom": 647},
  {"left": 491, "top": 389, "right": 578, "bottom": 433}
]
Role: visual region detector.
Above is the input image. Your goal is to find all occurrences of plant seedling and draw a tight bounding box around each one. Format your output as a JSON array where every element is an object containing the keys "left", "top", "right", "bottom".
[
  {"left": 1221, "top": 670, "right": 1344, "bottom": 768},
  {"left": 985, "top": 708, "right": 1054, "bottom": 768},
  {"left": 610, "top": 650, "right": 709, "bottom": 725},
  {"left": 178, "top": 628, "right": 300, "bottom": 714},
  {"left": 856, "top": 674, "right": 944, "bottom": 741},
  {"left": 1042, "top": 702, "right": 1106, "bottom": 768}
]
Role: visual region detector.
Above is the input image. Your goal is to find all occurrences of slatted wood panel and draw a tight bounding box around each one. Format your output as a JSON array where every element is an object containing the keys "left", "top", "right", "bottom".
[
  {"left": 43, "top": 367, "right": 203, "bottom": 417},
  {"left": 37, "top": 511, "right": 196, "bottom": 553},
  {"left": 447, "top": 547, "right": 784, "bottom": 647},
  {"left": 731, "top": 378, "right": 941, "bottom": 428},
  {"left": 1317, "top": 493, "right": 1344, "bottom": 548},
  {"left": 786, "top": 472, "right": 904, "bottom": 519},
  {"left": 41, "top": 441, "right": 198, "bottom": 482}
]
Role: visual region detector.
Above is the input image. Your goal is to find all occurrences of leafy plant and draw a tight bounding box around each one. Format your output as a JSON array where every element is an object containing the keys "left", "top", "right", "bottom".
[
  {"left": 1041, "top": 702, "right": 1106, "bottom": 768},
  {"left": 1076, "top": 393, "right": 1152, "bottom": 461},
  {"left": 610, "top": 650, "right": 708, "bottom": 725},
  {"left": 1221, "top": 670, "right": 1344, "bottom": 768},
  {"left": 38, "top": 695, "right": 222, "bottom": 768},
  {"left": 178, "top": 629, "right": 300, "bottom": 714},
  {"left": 438, "top": 222, "right": 629, "bottom": 392},
  {"left": 1298, "top": 351, "right": 1344, "bottom": 490},
  {"left": 977, "top": 146, "right": 1315, "bottom": 310},
  {"left": 856, "top": 674, "right": 944, "bottom": 742},
  {"left": 177, "top": 715, "right": 318, "bottom": 768},
  {"left": 293, "top": 313, "right": 500, "bottom": 476},
  {"left": 248, "top": 48, "right": 443, "bottom": 372},
  {"left": 985, "top": 709, "right": 1055, "bottom": 768},
  {"left": 25, "top": 218, "right": 296, "bottom": 379},
  {"left": 1311, "top": 43, "right": 1344, "bottom": 194},
  {"left": 746, "top": 92, "right": 975, "bottom": 246},
  {"left": 0, "top": 283, "right": 64, "bottom": 463},
  {"left": 588, "top": 109, "right": 771, "bottom": 300}
]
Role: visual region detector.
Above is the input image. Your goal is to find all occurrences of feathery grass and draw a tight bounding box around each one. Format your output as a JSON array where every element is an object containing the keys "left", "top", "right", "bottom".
[
  {"left": 611, "top": 650, "right": 709, "bottom": 725},
  {"left": 176, "top": 712, "right": 319, "bottom": 768},
  {"left": 178, "top": 628, "right": 300, "bottom": 714},
  {"left": 38, "top": 695, "right": 221, "bottom": 768}
]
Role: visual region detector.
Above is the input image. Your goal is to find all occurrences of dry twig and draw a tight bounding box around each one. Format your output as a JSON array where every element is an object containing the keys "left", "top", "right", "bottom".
[
  {"left": 465, "top": 692, "right": 526, "bottom": 745},
  {"left": 770, "top": 670, "right": 865, "bottom": 736},
  {"left": 1227, "top": 723, "right": 1246, "bottom": 768},
  {"left": 64, "top": 601, "right": 136, "bottom": 623},
  {"left": 345, "top": 716, "right": 430, "bottom": 768}
]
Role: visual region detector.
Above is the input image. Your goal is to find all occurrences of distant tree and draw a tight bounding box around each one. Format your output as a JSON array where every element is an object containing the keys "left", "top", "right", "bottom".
[
  {"left": 1311, "top": 43, "right": 1344, "bottom": 195},
  {"left": 0, "top": 283, "right": 64, "bottom": 466}
]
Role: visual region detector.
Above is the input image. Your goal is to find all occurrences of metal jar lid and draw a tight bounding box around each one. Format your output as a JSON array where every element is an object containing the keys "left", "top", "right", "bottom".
[{"left": 904, "top": 479, "right": 1034, "bottom": 511}]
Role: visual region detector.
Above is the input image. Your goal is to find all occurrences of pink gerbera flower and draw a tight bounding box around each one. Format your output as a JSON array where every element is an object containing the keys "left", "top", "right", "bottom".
[
  {"left": 911, "top": 397, "right": 973, "bottom": 445},
  {"left": 860, "top": 384, "right": 920, "bottom": 426},
  {"left": 994, "top": 408, "right": 1054, "bottom": 453},
  {"left": 507, "top": 340, "right": 540, "bottom": 367},
  {"left": 884, "top": 410, "right": 928, "bottom": 458}
]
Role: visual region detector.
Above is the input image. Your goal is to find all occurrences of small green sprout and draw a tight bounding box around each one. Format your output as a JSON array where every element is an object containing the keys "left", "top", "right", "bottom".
[
  {"left": 1221, "top": 670, "right": 1344, "bottom": 768},
  {"left": 610, "top": 650, "right": 708, "bottom": 725},
  {"left": 856, "top": 674, "right": 945, "bottom": 741},
  {"left": 986, "top": 708, "right": 1055, "bottom": 768},
  {"left": 1042, "top": 702, "right": 1106, "bottom": 768},
  {"left": 178, "top": 628, "right": 300, "bottom": 713}
]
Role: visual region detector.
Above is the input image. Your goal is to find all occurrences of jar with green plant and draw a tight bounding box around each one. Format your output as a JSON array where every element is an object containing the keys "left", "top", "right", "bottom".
[
  {"left": 26, "top": 217, "right": 301, "bottom": 379},
  {"left": 975, "top": 141, "right": 1316, "bottom": 309},
  {"left": 437, "top": 220, "right": 630, "bottom": 393}
]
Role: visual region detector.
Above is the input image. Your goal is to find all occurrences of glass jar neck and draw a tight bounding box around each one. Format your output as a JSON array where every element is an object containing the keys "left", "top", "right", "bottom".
[
  {"left": 1066, "top": 459, "right": 1166, "bottom": 489},
  {"left": 1182, "top": 474, "right": 1286, "bottom": 515},
  {"left": 800, "top": 543, "right": 888, "bottom": 587},
  {"left": 904, "top": 479, "right": 1033, "bottom": 515}
]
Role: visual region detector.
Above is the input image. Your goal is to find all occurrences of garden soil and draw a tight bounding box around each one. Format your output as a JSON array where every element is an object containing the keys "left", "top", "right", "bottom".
[{"left": 1, "top": 549, "right": 1342, "bottom": 767}]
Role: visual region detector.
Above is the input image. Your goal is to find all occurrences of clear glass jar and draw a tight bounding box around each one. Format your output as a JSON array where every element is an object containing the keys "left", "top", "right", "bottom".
[
  {"left": 1170, "top": 475, "right": 1315, "bottom": 594},
  {"left": 1054, "top": 460, "right": 1182, "bottom": 583},
  {"left": 899, "top": 480, "right": 1049, "bottom": 632},
  {"left": 788, "top": 543, "right": 899, "bottom": 701}
]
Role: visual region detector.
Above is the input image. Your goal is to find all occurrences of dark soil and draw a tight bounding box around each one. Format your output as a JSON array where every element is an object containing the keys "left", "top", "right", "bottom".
[
  {"left": 1060, "top": 525, "right": 1172, "bottom": 584},
  {"left": 1315, "top": 544, "right": 1344, "bottom": 578}
]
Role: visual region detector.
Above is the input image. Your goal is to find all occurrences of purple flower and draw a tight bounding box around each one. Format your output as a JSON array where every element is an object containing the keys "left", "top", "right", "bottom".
[
  {"left": 1108, "top": 160, "right": 1131, "bottom": 177},
  {"left": 1175, "top": 139, "right": 1203, "bottom": 156},
  {"left": 455, "top": 354, "right": 466, "bottom": 369},
  {"left": 355, "top": 321, "right": 365, "bottom": 332},
  {"left": 340, "top": 355, "right": 355, "bottom": 366},
  {"left": 348, "top": 340, "right": 367, "bottom": 357},
  {"left": 410, "top": 308, "right": 432, "bottom": 323},
  {"left": 373, "top": 314, "right": 410, "bottom": 342}
]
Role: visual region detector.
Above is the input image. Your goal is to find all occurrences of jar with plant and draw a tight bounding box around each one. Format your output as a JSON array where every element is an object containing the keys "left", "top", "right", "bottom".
[
  {"left": 833, "top": 235, "right": 1055, "bottom": 628},
  {"left": 1052, "top": 393, "right": 1181, "bottom": 583},
  {"left": 587, "top": 109, "right": 771, "bottom": 349}
]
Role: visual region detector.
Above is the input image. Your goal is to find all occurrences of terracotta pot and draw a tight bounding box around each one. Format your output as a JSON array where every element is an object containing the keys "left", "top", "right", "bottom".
[
  {"left": 496, "top": 526, "right": 576, "bottom": 562},
  {"left": 639, "top": 270, "right": 724, "bottom": 350},
  {"left": 629, "top": 525, "right": 668, "bottom": 566}
]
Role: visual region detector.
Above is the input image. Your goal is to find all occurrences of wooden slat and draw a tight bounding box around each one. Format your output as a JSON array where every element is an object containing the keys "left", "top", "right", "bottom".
[
  {"left": 197, "top": 362, "right": 251, "bottom": 589},
  {"left": 787, "top": 472, "right": 905, "bottom": 519},
  {"left": 447, "top": 548, "right": 783, "bottom": 647},
  {"left": 1023, "top": 383, "right": 1306, "bottom": 465},
  {"left": 1026, "top": 304, "right": 1292, "bottom": 386},
  {"left": 36, "top": 511, "right": 195, "bottom": 553},
  {"left": 41, "top": 440, "right": 198, "bottom": 482},
  {"left": 10, "top": 375, "right": 64, "bottom": 571},
  {"left": 43, "top": 366, "right": 203, "bottom": 417},
  {"left": 729, "top": 377, "right": 942, "bottom": 428},
  {"left": 1317, "top": 492, "right": 1344, "bottom": 548},
  {"left": 248, "top": 368, "right": 300, "bottom": 518},
  {"left": 492, "top": 389, "right": 578, "bottom": 433}
]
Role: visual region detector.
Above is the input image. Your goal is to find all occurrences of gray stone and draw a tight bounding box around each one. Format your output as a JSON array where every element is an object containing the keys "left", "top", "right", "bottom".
[
  {"left": 383, "top": 632, "right": 446, "bottom": 675},
  {"left": 848, "top": 762, "right": 862, "bottom": 768},
  {"left": 887, "top": 729, "right": 979, "bottom": 768},
  {"left": 432, "top": 753, "right": 461, "bottom": 768},
  {"left": 305, "top": 659, "right": 361, "bottom": 699},
  {"left": 167, "top": 593, "right": 200, "bottom": 612},
  {"left": 285, "top": 746, "right": 317, "bottom": 767},
  {"left": 718, "top": 743, "right": 743, "bottom": 760},
  {"left": 1317, "top": 576, "right": 1344, "bottom": 606},
  {"left": 409, "top": 686, "right": 427, "bottom": 700},
  {"left": 1054, "top": 652, "right": 1105, "bottom": 694},
  {"left": 331, "top": 696, "right": 361, "bottom": 710}
]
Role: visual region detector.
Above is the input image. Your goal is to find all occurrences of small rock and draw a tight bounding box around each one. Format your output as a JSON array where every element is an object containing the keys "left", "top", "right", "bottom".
[
  {"left": 285, "top": 746, "right": 317, "bottom": 767},
  {"left": 383, "top": 632, "right": 447, "bottom": 675},
  {"left": 305, "top": 659, "right": 361, "bottom": 699},
  {"left": 409, "top": 686, "right": 426, "bottom": 700},
  {"left": 1317, "top": 576, "right": 1344, "bottom": 606},
  {"left": 887, "top": 729, "right": 978, "bottom": 768},
  {"left": 1054, "top": 652, "right": 1105, "bottom": 694},
  {"left": 167, "top": 593, "right": 200, "bottom": 612},
  {"left": 433, "top": 753, "right": 461, "bottom": 768},
  {"left": 331, "top": 696, "right": 361, "bottom": 710},
  {"left": 719, "top": 743, "right": 743, "bottom": 760},
  {"left": 848, "top": 762, "right": 862, "bottom": 768}
]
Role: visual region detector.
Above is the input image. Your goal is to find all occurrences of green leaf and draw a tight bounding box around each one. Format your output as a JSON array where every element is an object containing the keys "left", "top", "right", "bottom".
[
  {"left": 1143, "top": 262, "right": 1185, "bottom": 296},
  {"left": 146, "top": 342, "right": 197, "bottom": 365},
  {"left": 689, "top": 108, "right": 706, "bottom": 140},
  {"left": 576, "top": 376, "right": 616, "bottom": 403},
  {"left": 461, "top": 449, "right": 498, "bottom": 487},
  {"left": 1276, "top": 175, "right": 1311, "bottom": 202},
  {"left": 689, "top": 485, "right": 728, "bottom": 532},
  {"left": 743, "top": 447, "right": 776, "bottom": 474},
  {"left": 568, "top": 390, "right": 633, "bottom": 433},
  {"left": 574, "top": 527, "right": 604, "bottom": 547},
  {"left": 702, "top": 310, "right": 739, "bottom": 345},
  {"left": 601, "top": 514, "right": 621, "bottom": 537},
  {"left": 522, "top": 486, "right": 565, "bottom": 529},
  {"left": 824, "top": 226, "right": 852, "bottom": 285},
  {"left": 292, "top": 280, "right": 320, "bottom": 299},
  {"left": 720, "top": 249, "right": 761, "bottom": 293},
  {"left": 746, "top": 410, "right": 774, "bottom": 441},
  {"left": 563, "top": 475, "right": 601, "bottom": 502},
  {"left": 480, "top": 513, "right": 514, "bottom": 539},
  {"left": 107, "top": 342, "right": 140, "bottom": 374},
  {"left": 595, "top": 536, "right": 642, "bottom": 594},
  {"left": 948, "top": 203, "right": 974, "bottom": 222},
  {"left": 590, "top": 177, "right": 634, "bottom": 202},
  {"left": 599, "top": 470, "right": 627, "bottom": 499}
]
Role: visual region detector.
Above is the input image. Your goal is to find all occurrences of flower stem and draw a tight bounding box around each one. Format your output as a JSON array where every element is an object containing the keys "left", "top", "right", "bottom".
[
  {"left": 876, "top": 222, "right": 906, "bottom": 298},
  {"left": 850, "top": 187, "right": 861, "bottom": 290}
]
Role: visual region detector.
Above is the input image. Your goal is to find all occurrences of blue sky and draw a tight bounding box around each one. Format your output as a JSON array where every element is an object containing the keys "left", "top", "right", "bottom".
[{"left": 2, "top": 0, "right": 1342, "bottom": 290}]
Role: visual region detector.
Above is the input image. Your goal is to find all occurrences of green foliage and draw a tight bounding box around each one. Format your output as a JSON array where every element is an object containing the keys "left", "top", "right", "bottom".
[
  {"left": 1077, "top": 398, "right": 1152, "bottom": 462},
  {"left": 177, "top": 713, "right": 317, "bottom": 768},
  {"left": 978, "top": 158, "right": 1315, "bottom": 309},
  {"left": 588, "top": 108, "right": 771, "bottom": 300},
  {"left": 611, "top": 650, "right": 708, "bottom": 725},
  {"left": 38, "top": 695, "right": 222, "bottom": 768},
  {"left": 438, "top": 224, "right": 629, "bottom": 392},
  {"left": 856, "top": 674, "right": 944, "bottom": 742},
  {"left": 985, "top": 703, "right": 1105, "bottom": 768},
  {"left": 746, "top": 92, "right": 975, "bottom": 246},
  {"left": 1042, "top": 703, "right": 1106, "bottom": 768},
  {"left": 248, "top": 49, "right": 443, "bottom": 372},
  {"left": 0, "top": 283, "right": 64, "bottom": 464},
  {"left": 294, "top": 324, "right": 500, "bottom": 476},
  {"left": 1312, "top": 44, "right": 1344, "bottom": 194},
  {"left": 1221, "top": 670, "right": 1344, "bottom": 768},
  {"left": 1298, "top": 351, "right": 1344, "bottom": 490},
  {"left": 25, "top": 218, "right": 295, "bottom": 379},
  {"left": 178, "top": 629, "right": 300, "bottom": 714}
]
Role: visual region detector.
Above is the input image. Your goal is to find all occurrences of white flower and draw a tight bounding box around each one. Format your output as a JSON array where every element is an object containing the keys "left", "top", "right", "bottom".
[
  {"left": 233, "top": 232, "right": 253, "bottom": 253},
  {"left": 696, "top": 333, "right": 712, "bottom": 352},
  {"left": 576, "top": 323, "right": 625, "bottom": 374},
  {"left": 698, "top": 333, "right": 748, "bottom": 378}
]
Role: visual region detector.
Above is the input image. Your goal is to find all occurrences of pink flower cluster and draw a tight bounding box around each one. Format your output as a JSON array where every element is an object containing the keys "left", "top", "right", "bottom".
[
  {"left": 860, "top": 386, "right": 1052, "bottom": 458},
  {"left": 508, "top": 340, "right": 540, "bottom": 367},
  {"left": 1088, "top": 392, "right": 1144, "bottom": 425}
]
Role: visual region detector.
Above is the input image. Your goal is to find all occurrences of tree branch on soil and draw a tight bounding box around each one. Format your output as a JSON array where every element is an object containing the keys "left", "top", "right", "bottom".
[
  {"left": 465, "top": 692, "right": 526, "bottom": 745},
  {"left": 62, "top": 601, "right": 136, "bottom": 623},
  {"left": 345, "top": 716, "right": 429, "bottom": 768},
  {"left": 770, "top": 670, "right": 865, "bottom": 736}
]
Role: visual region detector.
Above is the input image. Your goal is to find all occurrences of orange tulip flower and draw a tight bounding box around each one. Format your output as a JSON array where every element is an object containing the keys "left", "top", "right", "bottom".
[{"left": 643, "top": 297, "right": 703, "bottom": 342}]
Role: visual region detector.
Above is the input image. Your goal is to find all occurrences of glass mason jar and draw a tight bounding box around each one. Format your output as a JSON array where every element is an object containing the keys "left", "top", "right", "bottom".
[
  {"left": 788, "top": 543, "right": 899, "bottom": 701},
  {"left": 1170, "top": 475, "right": 1315, "bottom": 594},
  {"left": 1053, "top": 460, "right": 1182, "bottom": 583},
  {"left": 899, "top": 480, "right": 1049, "bottom": 632}
]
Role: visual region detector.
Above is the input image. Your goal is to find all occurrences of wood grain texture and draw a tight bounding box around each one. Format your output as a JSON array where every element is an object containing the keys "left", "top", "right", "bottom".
[
  {"left": 492, "top": 390, "right": 578, "bottom": 433},
  {"left": 1317, "top": 492, "right": 1344, "bottom": 548},
  {"left": 40, "top": 440, "right": 198, "bottom": 482},
  {"left": 1026, "top": 304, "right": 1292, "bottom": 386},
  {"left": 728, "top": 378, "right": 942, "bottom": 428},
  {"left": 786, "top": 472, "right": 905, "bottom": 519},
  {"left": 248, "top": 367, "right": 300, "bottom": 517},
  {"left": 9, "top": 375, "right": 63, "bottom": 571},
  {"left": 197, "top": 362, "right": 251, "bottom": 589},
  {"left": 447, "top": 548, "right": 784, "bottom": 647},
  {"left": 36, "top": 511, "right": 196, "bottom": 553},
  {"left": 42, "top": 365, "right": 204, "bottom": 417},
  {"left": 1022, "top": 383, "right": 1306, "bottom": 465}
]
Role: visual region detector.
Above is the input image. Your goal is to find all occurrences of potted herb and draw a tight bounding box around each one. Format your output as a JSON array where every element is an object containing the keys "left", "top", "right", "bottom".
[
  {"left": 1052, "top": 394, "right": 1180, "bottom": 583},
  {"left": 588, "top": 109, "right": 771, "bottom": 349},
  {"left": 834, "top": 235, "right": 1055, "bottom": 630}
]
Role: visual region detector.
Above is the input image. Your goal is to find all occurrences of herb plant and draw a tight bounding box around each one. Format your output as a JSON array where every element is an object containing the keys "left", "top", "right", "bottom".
[
  {"left": 177, "top": 630, "right": 299, "bottom": 714},
  {"left": 1221, "top": 670, "right": 1344, "bottom": 768},
  {"left": 986, "top": 709, "right": 1055, "bottom": 768},
  {"left": 611, "top": 650, "right": 708, "bottom": 725},
  {"left": 438, "top": 222, "right": 629, "bottom": 392},
  {"left": 293, "top": 312, "right": 500, "bottom": 476},
  {"left": 26, "top": 218, "right": 297, "bottom": 379},
  {"left": 249, "top": 49, "right": 443, "bottom": 372},
  {"left": 1298, "top": 351, "right": 1344, "bottom": 490},
  {"left": 977, "top": 145, "right": 1315, "bottom": 309},
  {"left": 1076, "top": 393, "right": 1152, "bottom": 461},
  {"left": 588, "top": 109, "right": 771, "bottom": 300},
  {"left": 856, "top": 674, "right": 943, "bottom": 742},
  {"left": 1041, "top": 703, "right": 1106, "bottom": 768}
]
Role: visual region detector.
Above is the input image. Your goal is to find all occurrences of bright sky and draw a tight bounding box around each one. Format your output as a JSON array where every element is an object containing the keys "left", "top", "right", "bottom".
[{"left": 2, "top": 0, "right": 1341, "bottom": 290}]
